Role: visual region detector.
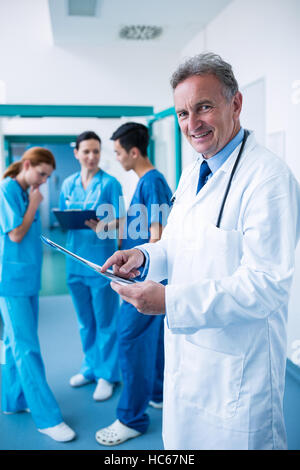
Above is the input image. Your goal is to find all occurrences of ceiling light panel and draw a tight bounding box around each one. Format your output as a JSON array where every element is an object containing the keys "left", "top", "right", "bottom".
[
  {"left": 68, "top": 0, "right": 98, "bottom": 17},
  {"left": 119, "top": 25, "right": 163, "bottom": 40}
]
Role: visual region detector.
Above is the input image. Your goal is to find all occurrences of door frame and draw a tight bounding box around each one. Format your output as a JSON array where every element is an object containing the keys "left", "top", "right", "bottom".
[
  {"left": 147, "top": 107, "right": 182, "bottom": 186},
  {"left": 0, "top": 103, "right": 182, "bottom": 186},
  {"left": 4, "top": 134, "right": 78, "bottom": 165}
]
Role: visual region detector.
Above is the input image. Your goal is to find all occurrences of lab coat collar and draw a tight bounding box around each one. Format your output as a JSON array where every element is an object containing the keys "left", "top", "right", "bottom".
[
  {"left": 212, "top": 130, "right": 256, "bottom": 175},
  {"left": 191, "top": 130, "right": 256, "bottom": 207},
  {"left": 201, "top": 127, "right": 245, "bottom": 176}
]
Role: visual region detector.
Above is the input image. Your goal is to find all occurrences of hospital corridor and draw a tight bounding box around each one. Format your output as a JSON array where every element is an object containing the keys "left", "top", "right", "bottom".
[
  {"left": 0, "top": 0, "right": 300, "bottom": 452},
  {"left": 0, "top": 293, "right": 164, "bottom": 450}
]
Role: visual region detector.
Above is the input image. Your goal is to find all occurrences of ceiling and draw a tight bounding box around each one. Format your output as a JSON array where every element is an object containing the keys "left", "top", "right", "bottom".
[{"left": 48, "top": 0, "right": 233, "bottom": 48}]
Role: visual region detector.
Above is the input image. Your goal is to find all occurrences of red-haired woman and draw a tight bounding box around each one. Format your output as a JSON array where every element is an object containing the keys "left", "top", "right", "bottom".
[{"left": 0, "top": 148, "right": 75, "bottom": 442}]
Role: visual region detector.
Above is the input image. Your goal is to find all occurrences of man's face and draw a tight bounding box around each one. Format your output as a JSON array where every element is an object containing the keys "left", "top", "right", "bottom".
[
  {"left": 174, "top": 74, "right": 242, "bottom": 158},
  {"left": 114, "top": 139, "right": 133, "bottom": 171}
]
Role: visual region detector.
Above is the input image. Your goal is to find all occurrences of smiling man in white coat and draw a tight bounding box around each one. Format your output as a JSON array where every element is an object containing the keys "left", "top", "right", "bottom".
[{"left": 100, "top": 53, "right": 300, "bottom": 450}]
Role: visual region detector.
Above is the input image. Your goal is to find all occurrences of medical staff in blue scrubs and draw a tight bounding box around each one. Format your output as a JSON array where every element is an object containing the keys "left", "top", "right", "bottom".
[
  {"left": 95, "top": 122, "right": 172, "bottom": 446},
  {"left": 0, "top": 147, "right": 76, "bottom": 442},
  {"left": 59, "top": 131, "right": 125, "bottom": 401}
]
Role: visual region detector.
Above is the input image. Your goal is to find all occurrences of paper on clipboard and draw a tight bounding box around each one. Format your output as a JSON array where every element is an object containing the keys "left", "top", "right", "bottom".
[{"left": 41, "top": 235, "right": 136, "bottom": 285}]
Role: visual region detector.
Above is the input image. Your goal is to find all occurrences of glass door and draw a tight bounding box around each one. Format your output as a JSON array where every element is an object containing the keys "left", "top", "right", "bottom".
[{"left": 148, "top": 107, "right": 181, "bottom": 193}]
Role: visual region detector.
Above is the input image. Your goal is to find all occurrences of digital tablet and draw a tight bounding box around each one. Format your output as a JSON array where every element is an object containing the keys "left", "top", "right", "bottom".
[{"left": 41, "top": 235, "right": 136, "bottom": 285}]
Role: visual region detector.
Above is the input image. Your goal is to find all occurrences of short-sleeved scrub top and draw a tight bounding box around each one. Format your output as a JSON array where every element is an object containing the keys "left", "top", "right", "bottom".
[
  {"left": 0, "top": 177, "right": 42, "bottom": 297},
  {"left": 121, "top": 169, "right": 172, "bottom": 250},
  {"left": 59, "top": 169, "right": 125, "bottom": 277}
]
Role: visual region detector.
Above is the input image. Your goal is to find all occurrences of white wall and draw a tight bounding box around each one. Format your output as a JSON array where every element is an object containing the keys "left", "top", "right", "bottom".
[
  {"left": 0, "top": 0, "right": 176, "bottom": 203},
  {"left": 181, "top": 0, "right": 300, "bottom": 174},
  {"left": 0, "top": 0, "right": 176, "bottom": 109},
  {"left": 180, "top": 0, "right": 300, "bottom": 362},
  {"left": 0, "top": 0, "right": 179, "bottom": 199}
]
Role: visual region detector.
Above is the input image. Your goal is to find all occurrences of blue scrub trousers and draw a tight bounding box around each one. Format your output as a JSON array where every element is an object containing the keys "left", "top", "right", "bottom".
[
  {"left": 116, "top": 301, "right": 164, "bottom": 433},
  {"left": 0, "top": 295, "right": 63, "bottom": 429},
  {"left": 68, "top": 275, "right": 120, "bottom": 383}
]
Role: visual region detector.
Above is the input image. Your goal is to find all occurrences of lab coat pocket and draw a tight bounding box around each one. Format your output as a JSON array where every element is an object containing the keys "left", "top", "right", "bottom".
[
  {"left": 192, "top": 221, "right": 242, "bottom": 279},
  {"left": 179, "top": 340, "right": 244, "bottom": 419}
]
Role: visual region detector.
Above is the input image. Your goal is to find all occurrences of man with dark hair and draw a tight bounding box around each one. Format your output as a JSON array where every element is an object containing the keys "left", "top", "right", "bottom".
[
  {"left": 95, "top": 122, "right": 172, "bottom": 446},
  {"left": 110, "top": 122, "right": 149, "bottom": 156},
  {"left": 99, "top": 54, "right": 300, "bottom": 450}
]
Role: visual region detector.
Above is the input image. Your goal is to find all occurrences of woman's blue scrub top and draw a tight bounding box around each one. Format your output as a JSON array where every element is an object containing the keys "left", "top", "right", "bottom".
[
  {"left": 0, "top": 177, "right": 42, "bottom": 296},
  {"left": 59, "top": 169, "right": 125, "bottom": 278}
]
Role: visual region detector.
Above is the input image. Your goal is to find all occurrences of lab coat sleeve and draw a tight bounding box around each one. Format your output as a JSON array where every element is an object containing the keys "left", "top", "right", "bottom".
[
  {"left": 166, "top": 171, "right": 300, "bottom": 333},
  {"left": 138, "top": 236, "right": 169, "bottom": 283}
]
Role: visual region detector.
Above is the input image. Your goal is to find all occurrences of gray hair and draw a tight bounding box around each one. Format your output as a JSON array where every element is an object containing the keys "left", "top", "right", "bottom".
[{"left": 170, "top": 52, "right": 239, "bottom": 101}]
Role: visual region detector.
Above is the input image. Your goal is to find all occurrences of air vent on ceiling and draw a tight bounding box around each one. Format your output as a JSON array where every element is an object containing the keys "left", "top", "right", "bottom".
[
  {"left": 119, "top": 25, "right": 163, "bottom": 40},
  {"left": 68, "top": 0, "right": 98, "bottom": 17}
]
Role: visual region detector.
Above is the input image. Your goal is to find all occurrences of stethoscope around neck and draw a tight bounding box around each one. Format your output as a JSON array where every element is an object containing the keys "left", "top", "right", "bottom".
[
  {"left": 171, "top": 129, "right": 250, "bottom": 229},
  {"left": 65, "top": 172, "right": 102, "bottom": 210}
]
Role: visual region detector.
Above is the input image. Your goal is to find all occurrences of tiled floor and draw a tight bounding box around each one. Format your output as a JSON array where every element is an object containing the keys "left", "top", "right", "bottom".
[{"left": 0, "top": 295, "right": 163, "bottom": 451}]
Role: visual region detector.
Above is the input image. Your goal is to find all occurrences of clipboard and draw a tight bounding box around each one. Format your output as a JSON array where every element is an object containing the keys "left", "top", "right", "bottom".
[
  {"left": 41, "top": 235, "right": 136, "bottom": 286},
  {"left": 52, "top": 209, "right": 98, "bottom": 230}
]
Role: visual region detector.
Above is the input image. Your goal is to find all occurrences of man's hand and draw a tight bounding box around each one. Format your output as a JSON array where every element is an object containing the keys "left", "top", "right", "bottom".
[
  {"left": 111, "top": 280, "right": 165, "bottom": 315},
  {"left": 101, "top": 248, "right": 145, "bottom": 279}
]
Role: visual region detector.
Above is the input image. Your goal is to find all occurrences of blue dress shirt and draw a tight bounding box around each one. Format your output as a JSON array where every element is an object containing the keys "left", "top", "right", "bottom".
[{"left": 203, "top": 127, "right": 244, "bottom": 179}]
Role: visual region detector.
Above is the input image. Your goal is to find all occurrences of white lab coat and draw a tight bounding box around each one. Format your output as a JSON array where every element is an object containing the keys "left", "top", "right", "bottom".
[{"left": 141, "top": 132, "right": 300, "bottom": 450}]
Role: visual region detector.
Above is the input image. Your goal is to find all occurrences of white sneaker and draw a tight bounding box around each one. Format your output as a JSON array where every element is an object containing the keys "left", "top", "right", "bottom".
[
  {"left": 69, "top": 373, "right": 92, "bottom": 387},
  {"left": 3, "top": 408, "right": 30, "bottom": 414},
  {"left": 38, "top": 422, "right": 76, "bottom": 442},
  {"left": 95, "top": 419, "right": 141, "bottom": 446},
  {"left": 149, "top": 400, "right": 163, "bottom": 409},
  {"left": 93, "top": 378, "right": 114, "bottom": 401}
]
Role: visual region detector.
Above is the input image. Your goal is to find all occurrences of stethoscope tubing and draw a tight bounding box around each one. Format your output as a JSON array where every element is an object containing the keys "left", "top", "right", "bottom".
[
  {"left": 170, "top": 129, "right": 249, "bottom": 229},
  {"left": 216, "top": 129, "right": 249, "bottom": 228}
]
